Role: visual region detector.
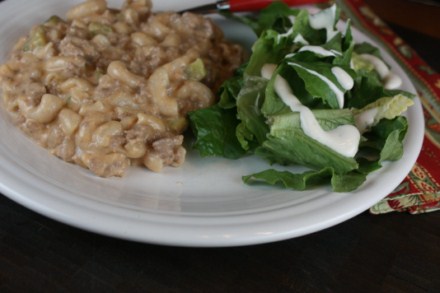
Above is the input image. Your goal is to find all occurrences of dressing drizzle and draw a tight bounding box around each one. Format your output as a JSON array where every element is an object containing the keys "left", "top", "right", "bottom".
[{"left": 261, "top": 64, "right": 360, "bottom": 158}]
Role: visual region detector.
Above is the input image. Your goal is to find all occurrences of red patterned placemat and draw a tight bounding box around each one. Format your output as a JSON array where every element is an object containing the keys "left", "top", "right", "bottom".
[{"left": 338, "top": 0, "right": 440, "bottom": 213}]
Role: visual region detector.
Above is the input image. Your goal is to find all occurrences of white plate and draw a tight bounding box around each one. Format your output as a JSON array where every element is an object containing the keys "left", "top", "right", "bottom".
[{"left": 0, "top": 0, "right": 424, "bottom": 247}]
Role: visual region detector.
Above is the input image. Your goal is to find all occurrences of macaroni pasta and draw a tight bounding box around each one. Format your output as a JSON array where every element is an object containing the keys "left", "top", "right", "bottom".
[{"left": 0, "top": 0, "right": 243, "bottom": 176}]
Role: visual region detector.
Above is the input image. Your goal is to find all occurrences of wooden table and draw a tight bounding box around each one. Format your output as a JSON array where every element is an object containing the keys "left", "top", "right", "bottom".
[{"left": 1, "top": 1, "right": 440, "bottom": 292}]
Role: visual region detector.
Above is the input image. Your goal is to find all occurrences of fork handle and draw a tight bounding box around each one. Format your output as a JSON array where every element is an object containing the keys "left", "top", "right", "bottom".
[{"left": 227, "top": 0, "right": 329, "bottom": 11}]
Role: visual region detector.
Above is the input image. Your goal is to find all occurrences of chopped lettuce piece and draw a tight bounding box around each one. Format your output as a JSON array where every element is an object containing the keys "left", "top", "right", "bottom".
[
  {"left": 189, "top": 105, "right": 245, "bottom": 159},
  {"left": 354, "top": 94, "right": 414, "bottom": 133},
  {"left": 351, "top": 52, "right": 375, "bottom": 72},
  {"left": 243, "top": 167, "right": 366, "bottom": 192},
  {"left": 235, "top": 76, "right": 269, "bottom": 151}
]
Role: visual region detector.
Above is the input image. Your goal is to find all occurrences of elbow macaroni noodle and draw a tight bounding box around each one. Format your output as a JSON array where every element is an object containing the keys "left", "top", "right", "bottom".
[{"left": 0, "top": 0, "right": 243, "bottom": 177}]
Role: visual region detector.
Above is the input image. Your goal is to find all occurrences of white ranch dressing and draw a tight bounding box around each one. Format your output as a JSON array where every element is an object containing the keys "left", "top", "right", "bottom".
[
  {"left": 331, "top": 66, "right": 354, "bottom": 90},
  {"left": 273, "top": 75, "right": 302, "bottom": 107},
  {"left": 274, "top": 75, "right": 360, "bottom": 158},
  {"left": 355, "top": 107, "right": 378, "bottom": 133},
  {"left": 288, "top": 62, "right": 345, "bottom": 109},
  {"left": 308, "top": 5, "right": 339, "bottom": 42},
  {"left": 261, "top": 63, "right": 277, "bottom": 79},
  {"left": 276, "top": 16, "right": 297, "bottom": 43},
  {"left": 261, "top": 65, "right": 360, "bottom": 158},
  {"left": 358, "top": 54, "right": 402, "bottom": 89},
  {"left": 293, "top": 33, "right": 309, "bottom": 45},
  {"left": 298, "top": 45, "right": 342, "bottom": 57}
]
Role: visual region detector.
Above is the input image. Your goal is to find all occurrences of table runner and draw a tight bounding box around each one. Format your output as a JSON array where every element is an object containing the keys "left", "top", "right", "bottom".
[{"left": 338, "top": 0, "right": 440, "bottom": 214}]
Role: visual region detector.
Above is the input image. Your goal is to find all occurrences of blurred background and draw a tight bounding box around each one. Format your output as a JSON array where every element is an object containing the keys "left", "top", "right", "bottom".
[
  {"left": 364, "top": 0, "right": 440, "bottom": 70},
  {"left": 364, "top": 0, "right": 440, "bottom": 39}
]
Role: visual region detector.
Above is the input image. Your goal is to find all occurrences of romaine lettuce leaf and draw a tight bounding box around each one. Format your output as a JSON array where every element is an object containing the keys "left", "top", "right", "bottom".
[
  {"left": 256, "top": 130, "right": 359, "bottom": 174},
  {"left": 354, "top": 42, "right": 383, "bottom": 59},
  {"left": 217, "top": 63, "right": 246, "bottom": 109},
  {"left": 189, "top": 105, "right": 245, "bottom": 159},
  {"left": 262, "top": 65, "right": 316, "bottom": 116},
  {"left": 235, "top": 76, "right": 269, "bottom": 150},
  {"left": 242, "top": 167, "right": 334, "bottom": 191},
  {"left": 366, "top": 116, "right": 409, "bottom": 162},
  {"left": 243, "top": 167, "right": 366, "bottom": 192},
  {"left": 270, "top": 108, "right": 355, "bottom": 132},
  {"left": 354, "top": 94, "right": 414, "bottom": 133},
  {"left": 258, "top": 109, "right": 359, "bottom": 173},
  {"left": 285, "top": 60, "right": 354, "bottom": 109},
  {"left": 245, "top": 29, "right": 290, "bottom": 76}
]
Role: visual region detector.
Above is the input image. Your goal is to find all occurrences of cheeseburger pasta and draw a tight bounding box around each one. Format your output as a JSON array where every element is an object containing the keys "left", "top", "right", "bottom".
[{"left": 0, "top": 0, "right": 243, "bottom": 177}]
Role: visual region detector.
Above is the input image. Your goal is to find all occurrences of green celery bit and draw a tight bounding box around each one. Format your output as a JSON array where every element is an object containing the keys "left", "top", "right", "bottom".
[
  {"left": 23, "top": 25, "right": 47, "bottom": 52},
  {"left": 88, "top": 22, "right": 113, "bottom": 36},
  {"left": 45, "top": 15, "right": 64, "bottom": 27},
  {"left": 185, "top": 58, "right": 206, "bottom": 81}
]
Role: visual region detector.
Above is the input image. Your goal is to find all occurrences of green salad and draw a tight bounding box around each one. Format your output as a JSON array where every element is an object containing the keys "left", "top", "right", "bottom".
[{"left": 189, "top": 3, "right": 414, "bottom": 192}]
